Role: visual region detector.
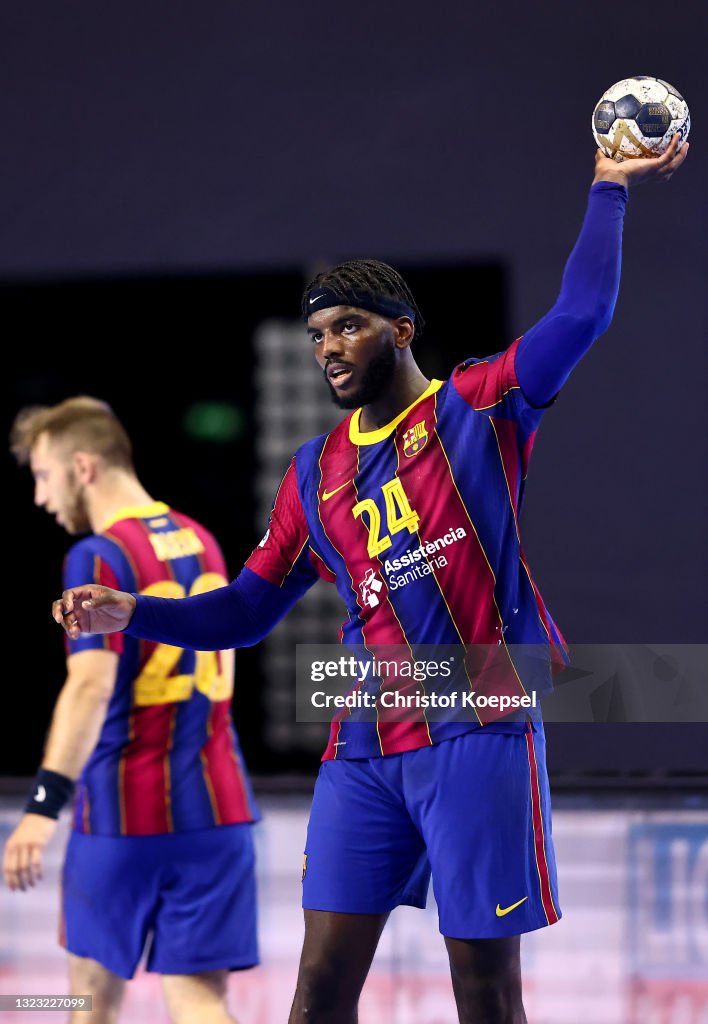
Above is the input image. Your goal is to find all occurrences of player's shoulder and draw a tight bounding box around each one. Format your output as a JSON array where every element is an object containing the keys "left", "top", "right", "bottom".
[
  {"left": 452, "top": 338, "right": 520, "bottom": 375},
  {"left": 63, "top": 531, "right": 129, "bottom": 586},
  {"left": 293, "top": 416, "right": 353, "bottom": 465},
  {"left": 450, "top": 340, "right": 520, "bottom": 385},
  {"left": 285, "top": 420, "right": 352, "bottom": 510},
  {"left": 445, "top": 339, "right": 522, "bottom": 414},
  {"left": 293, "top": 434, "right": 325, "bottom": 466},
  {"left": 66, "top": 531, "right": 120, "bottom": 562}
]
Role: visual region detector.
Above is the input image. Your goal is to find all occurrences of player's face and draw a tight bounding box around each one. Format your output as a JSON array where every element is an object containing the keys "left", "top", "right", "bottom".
[
  {"left": 307, "top": 306, "right": 398, "bottom": 409},
  {"left": 30, "top": 433, "right": 91, "bottom": 535}
]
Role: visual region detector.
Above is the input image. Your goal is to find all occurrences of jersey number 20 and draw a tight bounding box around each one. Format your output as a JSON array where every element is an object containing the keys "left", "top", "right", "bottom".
[{"left": 133, "top": 573, "right": 233, "bottom": 706}]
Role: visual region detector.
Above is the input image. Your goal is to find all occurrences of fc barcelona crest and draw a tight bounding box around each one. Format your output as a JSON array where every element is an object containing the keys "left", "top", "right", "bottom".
[{"left": 403, "top": 420, "right": 428, "bottom": 457}]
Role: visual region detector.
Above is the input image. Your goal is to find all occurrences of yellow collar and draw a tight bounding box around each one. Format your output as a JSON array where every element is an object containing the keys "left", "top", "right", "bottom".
[
  {"left": 101, "top": 501, "right": 170, "bottom": 532},
  {"left": 348, "top": 380, "right": 443, "bottom": 445}
]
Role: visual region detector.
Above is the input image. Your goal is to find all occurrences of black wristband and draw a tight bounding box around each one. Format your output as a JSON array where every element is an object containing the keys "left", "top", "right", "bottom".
[{"left": 24, "top": 768, "right": 75, "bottom": 820}]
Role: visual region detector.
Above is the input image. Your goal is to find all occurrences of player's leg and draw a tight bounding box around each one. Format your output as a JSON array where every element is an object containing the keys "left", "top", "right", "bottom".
[
  {"left": 62, "top": 832, "right": 160, "bottom": 1000},
  {"left": 294, "top": 757, "right": 430, "bottom": 1022},
  {"left": 403, "top": 726, "right": 560, "bottom": 1022},
  {"left": 444, "top": 935, "right": 525, "bottom": 1024},
  {"left": 146, "top": 824, "right": 257, "bottom": 1020},
  {"left": 161, "top": 971, "right": 236, "bottom": 1024},
  {"left": 67, "top": 953, "right": 125, "bottom": 1024},
  {"left": 288, "top": 909, "right": 388, "bottom": 1024}
]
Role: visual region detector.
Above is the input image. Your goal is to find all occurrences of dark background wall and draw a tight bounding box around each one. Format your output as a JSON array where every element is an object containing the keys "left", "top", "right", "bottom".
[{"left": 2, "top": 0, "right": 706, "bottom": 777}]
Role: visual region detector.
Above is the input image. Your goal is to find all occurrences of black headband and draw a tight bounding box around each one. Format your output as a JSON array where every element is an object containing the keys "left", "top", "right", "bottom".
[{"left": 304, "top": 286, "right": 415, "bottom": 322}]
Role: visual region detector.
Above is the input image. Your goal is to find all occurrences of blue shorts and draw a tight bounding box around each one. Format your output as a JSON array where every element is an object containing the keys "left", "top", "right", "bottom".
[
  {"left": 303, "top": 725, "right": 561, "bottom": 939},
  {"left": 62, "top": 824, "right": 258, "bottom": 979}
]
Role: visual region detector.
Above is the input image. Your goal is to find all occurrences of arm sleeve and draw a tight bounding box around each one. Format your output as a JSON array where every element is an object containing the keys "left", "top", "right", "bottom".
[
  {"left": 125, "top": 566, "right": 309, "bottom": 649},
  {"left": 515, "top": 180, "right": 628, "bottom": 407},
  {"left": 125, "top": 457, "right": 319, "bottom": 649}
]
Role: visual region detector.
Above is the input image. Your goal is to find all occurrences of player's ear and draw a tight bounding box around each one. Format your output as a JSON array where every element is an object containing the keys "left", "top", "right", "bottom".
[
  {"left": 73, "top": 450, "right": 98, "bottom": 485},
  {"left": 393, "top": 316, "right": 415, "bottom": 350}
]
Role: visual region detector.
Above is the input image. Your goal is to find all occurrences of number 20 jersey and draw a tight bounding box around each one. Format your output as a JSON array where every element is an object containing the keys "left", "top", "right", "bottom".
[
  {"left": 246, "top": 340, "right": 569, "bottom": 761},
  {"left": 64, "top": 501, "right": 258, "bottom": 836}
]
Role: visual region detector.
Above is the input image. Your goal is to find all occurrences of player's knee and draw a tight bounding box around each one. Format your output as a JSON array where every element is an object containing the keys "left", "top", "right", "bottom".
[
  {"left": 450, "top": 956, "right": 524, "bottom": 1022},
  {"left": 294, "top": 953, "right": 359, "bottom": 1017},
  {"left": 162, "top": 971, "right": 234, "bottom": 1024},
  {"left": 68, "top": 956, "right": 124, "bottom": 1021},
  {"left": 453, "top": 972, "right": 518, "bottom": 1013},
  {"left": 167, "top": 1003, "right": 234, "bottom": 1024}
]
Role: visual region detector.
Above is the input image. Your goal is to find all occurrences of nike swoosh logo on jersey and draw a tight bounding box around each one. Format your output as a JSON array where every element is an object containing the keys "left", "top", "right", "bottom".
[
  {"left": 495, "top": 897, "right": 527, "bottom": 917},
  {"left": 321, "top": 481, "right": 351, "bottom": 501}
]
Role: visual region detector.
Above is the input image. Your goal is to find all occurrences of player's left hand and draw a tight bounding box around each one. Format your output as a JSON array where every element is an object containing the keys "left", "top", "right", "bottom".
[
  {"left": 2, "top": 814, "right": 57, "bottom": 891},
  {"left": 593, "top": 132, "right": 689, "bottom": 188}
]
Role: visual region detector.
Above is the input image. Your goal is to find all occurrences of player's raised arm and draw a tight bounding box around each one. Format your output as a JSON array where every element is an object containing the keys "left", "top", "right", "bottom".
[{"left": 514, "top": 133, "right": 688, "bottom": 408}]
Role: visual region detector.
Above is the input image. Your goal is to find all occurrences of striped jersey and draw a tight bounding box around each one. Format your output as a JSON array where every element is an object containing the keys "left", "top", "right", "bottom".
[
  {"left": 247, "top": 340, "right": 569, "bottom": 760},
  {"left": 64, "top": 501, "right": 258, "bottom": 836}
]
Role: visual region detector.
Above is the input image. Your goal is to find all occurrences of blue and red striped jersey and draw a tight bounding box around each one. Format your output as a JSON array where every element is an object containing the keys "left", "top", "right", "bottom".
[
  {"left": 247, "top": 340, "right": 569, "bottom": 760},
  {"left": 64, "top": 502, "right": 259, "bottom": 836}
]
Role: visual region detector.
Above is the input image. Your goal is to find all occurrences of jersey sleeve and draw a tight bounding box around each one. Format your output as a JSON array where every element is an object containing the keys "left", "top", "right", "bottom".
[
  {"left": 450, "top": 338, "right": 543, "bottom": 435},
  {"left": 63, "top": 537, "right": 125, "bottom": 656},
  {"left": 451, "top": 181, "right": 629, "bottom": 433},
  {"left": 126, "top": 566, "right": 307, "bottom": 650},
  {"left": 245, "top": 457, "right": 320, "bottom": 591},
  {"left": 514, "top": 181, "right": 628, "bottom": 406}
]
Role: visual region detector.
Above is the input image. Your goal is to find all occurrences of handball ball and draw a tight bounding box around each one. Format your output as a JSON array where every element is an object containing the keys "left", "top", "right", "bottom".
[{"left": 592, "top": 77, "right": 690, "bottom": 161}]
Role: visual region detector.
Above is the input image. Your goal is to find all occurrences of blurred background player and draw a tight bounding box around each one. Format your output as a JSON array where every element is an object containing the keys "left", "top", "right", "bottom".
[{"left": 3, "top": 397, "right": 259, "bottom": 1024}]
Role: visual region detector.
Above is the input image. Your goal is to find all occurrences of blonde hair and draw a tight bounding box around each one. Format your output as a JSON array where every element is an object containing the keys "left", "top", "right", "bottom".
[{"left": 10, "top": 396, "right": 134, "bottom": 470}]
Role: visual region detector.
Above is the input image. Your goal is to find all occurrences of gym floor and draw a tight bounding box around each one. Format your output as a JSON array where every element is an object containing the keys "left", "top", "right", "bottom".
[{"left": 1, "top": 792, "right": 707, "bottom": 1023}]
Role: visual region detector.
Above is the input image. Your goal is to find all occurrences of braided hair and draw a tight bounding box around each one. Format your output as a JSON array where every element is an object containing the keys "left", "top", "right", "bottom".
[{"left": 302, "top": 259, "right": 425, "bottom": 341}]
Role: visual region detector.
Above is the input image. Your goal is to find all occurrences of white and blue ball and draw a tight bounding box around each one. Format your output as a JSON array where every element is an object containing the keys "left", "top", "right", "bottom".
[{"left": 592, "top": 77, "right": 690, "bottom": 161}]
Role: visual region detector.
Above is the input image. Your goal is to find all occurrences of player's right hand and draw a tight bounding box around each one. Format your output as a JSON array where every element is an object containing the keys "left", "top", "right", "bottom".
[
  {"left": 3, "top": 814, "right": 57, "bottom": 891},
  {"left": 52, "top": 585, "right": 137, "bottom": 638},
  {"left": 593, "top": 132, "right": 689, "bottom": 188}
]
